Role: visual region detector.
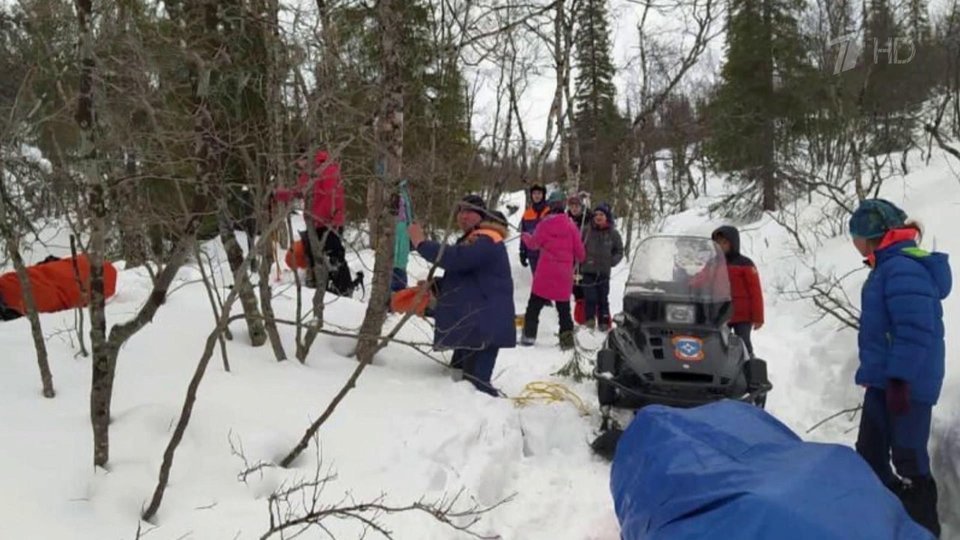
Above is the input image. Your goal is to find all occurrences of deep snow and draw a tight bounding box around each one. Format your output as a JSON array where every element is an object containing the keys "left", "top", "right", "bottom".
[{"left": 2, "top": 152, "right": 959, "bottom": 538}]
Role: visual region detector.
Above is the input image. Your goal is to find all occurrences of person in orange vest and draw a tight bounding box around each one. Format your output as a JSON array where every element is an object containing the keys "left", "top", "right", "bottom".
[
  {"left": 407, "top": 195, "right": 516, "bottom": 396},
  {"left": 519, "top": 184, "right": 549, "bottom": 272}
]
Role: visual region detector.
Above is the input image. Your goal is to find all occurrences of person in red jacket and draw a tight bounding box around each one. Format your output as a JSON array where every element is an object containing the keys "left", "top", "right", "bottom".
[
  {"left": 712, "top": 226, "right": 763, "bottom": 357},
  {"left": 275, "top": 148, "right": 350, "bottom": 292}
]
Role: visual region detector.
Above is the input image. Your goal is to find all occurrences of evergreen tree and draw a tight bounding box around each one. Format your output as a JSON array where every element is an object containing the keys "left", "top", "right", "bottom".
[
  {"left": 704, "top": 0, "right": 811, "bottom": 211},
  {"left": 572, "top": 0, "right": 625, "bottom": 198},
  {"left": 861, "top": 0, "right": 931, "bottom": 154}
]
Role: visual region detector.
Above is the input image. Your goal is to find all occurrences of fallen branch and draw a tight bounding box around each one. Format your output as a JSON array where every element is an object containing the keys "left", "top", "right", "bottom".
[
  {"left": 806, "top": 405, "right": 862, "bottom": 434},
  {"left": 263, "top": 441, "right": 511, "bottom": 540}
]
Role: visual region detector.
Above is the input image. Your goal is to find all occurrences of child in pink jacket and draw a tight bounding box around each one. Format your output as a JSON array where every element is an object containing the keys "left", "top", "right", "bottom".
[{"left": 520, "top": 191, "right": 586, "bottom": 350}]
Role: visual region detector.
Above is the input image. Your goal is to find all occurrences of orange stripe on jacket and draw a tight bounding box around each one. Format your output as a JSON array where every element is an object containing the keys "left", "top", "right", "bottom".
[
  {"left": 467, "top": 229, "right": 505, "bottom": 244},
  {"left": 522, "top": 207, "right": 550, "bottom": 221}
]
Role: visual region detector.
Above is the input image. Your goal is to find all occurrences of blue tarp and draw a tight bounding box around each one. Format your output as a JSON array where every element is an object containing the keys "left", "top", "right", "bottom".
[{"left": 610, "top": 400, "right": 933, "bottom": 540}]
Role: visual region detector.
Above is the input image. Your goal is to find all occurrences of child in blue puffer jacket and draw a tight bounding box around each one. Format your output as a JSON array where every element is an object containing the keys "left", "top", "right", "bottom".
[{"left": 849, "top": 199, "right": 952, "bottom": 538}]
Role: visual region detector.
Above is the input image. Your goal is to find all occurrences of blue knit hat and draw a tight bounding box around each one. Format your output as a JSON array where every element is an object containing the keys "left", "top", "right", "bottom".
[
  {"left": 547, "top": 191, "right": 567, "bottom": 213},
  {"left": 849, "top": 199, "right": 907, "bottom": 239}
]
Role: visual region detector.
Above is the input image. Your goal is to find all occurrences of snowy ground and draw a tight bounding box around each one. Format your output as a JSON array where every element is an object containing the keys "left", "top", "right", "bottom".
[{"left": 2, "top": 154, "right": 959, "bottom": 538}]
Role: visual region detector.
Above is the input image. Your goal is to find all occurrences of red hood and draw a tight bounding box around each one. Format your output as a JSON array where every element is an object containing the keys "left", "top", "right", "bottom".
[
  {"left": 867, "top": 228, "right": 919, "bottom": 267},
  {"left": 313, "top": 150, "right": 329, "bottom": 167}
]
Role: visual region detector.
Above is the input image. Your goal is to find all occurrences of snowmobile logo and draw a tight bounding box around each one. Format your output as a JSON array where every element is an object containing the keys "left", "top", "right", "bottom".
[
  {"left": 672, "top": 336, "right": 704, "bottom": 362},
  {"left": 829, "top": 33, "right": 915, "bottom": 74}
]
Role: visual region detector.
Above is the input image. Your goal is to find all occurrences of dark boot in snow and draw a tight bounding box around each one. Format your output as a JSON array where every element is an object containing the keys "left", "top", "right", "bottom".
[
  {"left": 585, "top": 319, "right": 597, "bottom": 331},
  {"left": 559, "top": 331, "right": 575, "bottom": 351},
  {"left": 519, "top": 335, "right": 536, "bottom": 347},
  {"left": 898, "top": 476, "right": 940, "bottom": 538}
]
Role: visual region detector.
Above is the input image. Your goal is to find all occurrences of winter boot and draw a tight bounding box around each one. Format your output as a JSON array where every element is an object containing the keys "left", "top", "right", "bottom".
[
  {"left": 559, "top": 331, "right": 575, "bottom": 351},
  {"left": 899, "top": 476, "right": 940, "bottom": 538},
  {"left": 585, "top": 319, "right": 597, "bottom": 331},
  {"left": 519, "top": 335, "right": 536, "bottom": 347},
  {"left": 599, "top": 316, "right": 612, "bottom": 333}
]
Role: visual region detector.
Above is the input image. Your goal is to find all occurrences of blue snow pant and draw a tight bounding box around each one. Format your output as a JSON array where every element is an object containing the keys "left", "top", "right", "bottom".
[
  {"left": 451, "top": 348, "right": 500, "bottom": 397},
  {"left": 856, "top": 387, "right": 932, "bottom": 483},
  {"left": 390, "top": 267, "right": 408, "bottom": 293},
  {"left": 856, "top": 387, "right": 939, "bottom": 537},
  {"left": 582, "top": 273, "right": 611, "bottom": 325}
]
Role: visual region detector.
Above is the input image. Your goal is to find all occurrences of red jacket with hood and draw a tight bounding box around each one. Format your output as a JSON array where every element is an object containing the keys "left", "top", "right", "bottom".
[
  {"left": 713, "top": 226, "right": 764, "bottom": 325},
  {"left": 276, "top": 150, "right": 345, "bottom": 228}
]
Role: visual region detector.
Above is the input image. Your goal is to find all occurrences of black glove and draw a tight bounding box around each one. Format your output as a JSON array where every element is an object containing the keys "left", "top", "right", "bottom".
[{"left": 520, "top": 254, "right": 529, "bottom": 267}]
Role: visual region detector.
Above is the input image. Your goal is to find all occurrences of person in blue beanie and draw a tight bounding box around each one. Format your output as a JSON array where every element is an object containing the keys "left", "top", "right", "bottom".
[{"left": 849, "top": 198, "right": 951, "bottom": 538}]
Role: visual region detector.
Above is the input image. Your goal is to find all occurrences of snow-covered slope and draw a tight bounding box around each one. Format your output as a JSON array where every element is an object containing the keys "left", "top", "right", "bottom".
[{"left": 1, "top": 152, "right": 959, "bottom": 537}]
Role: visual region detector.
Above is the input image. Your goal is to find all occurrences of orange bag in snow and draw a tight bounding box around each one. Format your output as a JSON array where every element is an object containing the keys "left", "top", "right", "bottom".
[
  {"left": 390, "top": 286, "right": 432, "bottom": 317},
  {"left": 284, "top": 240, "right": 309, "bottom": 270},
  {"left": 0, "top": 255, "right": 117, "bottom": 315}
]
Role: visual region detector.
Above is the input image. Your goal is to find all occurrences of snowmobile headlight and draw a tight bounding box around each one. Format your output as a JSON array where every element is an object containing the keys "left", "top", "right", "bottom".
[{"left": 665, "top": 303, "right": 696, "bottom": 324}]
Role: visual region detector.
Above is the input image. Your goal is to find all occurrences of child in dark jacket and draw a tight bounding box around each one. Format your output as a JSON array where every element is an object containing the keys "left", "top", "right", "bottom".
[
  {"left": 580, "top": 204, "right": 624, "bottom": 331},
  {"left": 520, "top": 184, "right": 550, "bottom": 273},
  {"left": 711, "top": 226, "right": 763, "bottom": 357},
  {"left": 849, "top": 199, "right": 951, "bottom": 538}
]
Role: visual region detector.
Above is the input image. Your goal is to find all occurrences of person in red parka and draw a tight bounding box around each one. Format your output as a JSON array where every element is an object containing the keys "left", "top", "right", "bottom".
[
  {"left": 275, "top": 148, "right": 351, "bottom": 292},
  {"left": 711, "top": 226, "right": 763, "bottom": 357}
]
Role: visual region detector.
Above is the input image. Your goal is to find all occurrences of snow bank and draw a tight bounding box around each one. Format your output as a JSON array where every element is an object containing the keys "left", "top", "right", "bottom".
[{"left": 2, "top": 148, "right": 960, "bottom": 537}]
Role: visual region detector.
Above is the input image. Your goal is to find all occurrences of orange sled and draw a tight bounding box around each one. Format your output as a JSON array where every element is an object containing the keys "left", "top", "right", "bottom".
[{"left": 0, "top": 255, "right": 117, "bottom": 316}]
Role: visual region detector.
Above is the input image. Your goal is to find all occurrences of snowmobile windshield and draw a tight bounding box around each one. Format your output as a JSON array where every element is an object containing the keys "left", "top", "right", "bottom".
[{"left": 625, "top": 236, "right": 731, "bottom": 302}]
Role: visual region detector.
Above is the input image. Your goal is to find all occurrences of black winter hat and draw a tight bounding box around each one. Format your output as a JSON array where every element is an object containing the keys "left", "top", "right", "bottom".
[
  {"left": 459, "top": 194, "right": 487, "bottom": 215},
  {"left": 488, "top": 210, "right": 509, "bottom": 227},
  {"left": 529, "top": 184, "right": 547, "bottom": 196}
]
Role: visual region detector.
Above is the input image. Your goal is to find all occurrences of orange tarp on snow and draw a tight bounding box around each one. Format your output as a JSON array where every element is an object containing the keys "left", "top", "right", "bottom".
[
  {"left": 0, "top": 255, "right": 117, "bottom": 315},
  {"left": 284, "top": 240, "right": 309, "bottom": 270}
]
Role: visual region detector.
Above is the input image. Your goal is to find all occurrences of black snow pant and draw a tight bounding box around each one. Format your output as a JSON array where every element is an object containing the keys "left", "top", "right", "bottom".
[
  {"left": 451, "top": 348, "right": 500, "bottom": 397},
  {"left": 300, "top": 226, "right": 353, "bottom": 295},
  {"left": 730, "top": 322, "right": 754, "bottom": 357},
  {"left": 523, "top": 293, "right": 572, "bottom": 340},
  {"left": 857, "top": 387, "right": 939, "bottom": 537}
]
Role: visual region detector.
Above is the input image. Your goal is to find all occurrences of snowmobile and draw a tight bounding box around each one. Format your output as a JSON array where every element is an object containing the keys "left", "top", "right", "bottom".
[{"left": 591, "top": 235, "right": 772, "bottom": 458}]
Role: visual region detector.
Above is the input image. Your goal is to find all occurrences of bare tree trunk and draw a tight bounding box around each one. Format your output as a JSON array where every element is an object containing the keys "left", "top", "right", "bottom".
[
  {"left": 118, "top": 149, "right": 146, "bottom": 268},
  {"left": 258, "top": 252, "right": 286, "bottom": 361},
  {"left": 142, "top": 282, "right": 242, "bottom": 522},
  {"left": 195, "top": 245, "right": 231, "bottom": 372},
  {"left": 218, "top": 204, "right": 267, "bottom": 347},
  {"left": 759, "top": 0, "right": 777, "bottom": 212},
  {"left": 534, "top": 0, "right": 572, "bottom": 182},
  {"left": 0, "top": 176, "right": 54, "bottom": 398},
  {"left": 72, "top": 0, "right": 114, "bottom": 468},
  {"left": 69, "top": 235, "right": 89, "bottom": 357},
  {"left": 142, "top": 194, "right": 295, "bottom": 520},
  {"left": 650, "top": 157, "right": 664, "bottom": 214},
  {"left": 355, "top": 0, "right": 402, "bottom": 365}
]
